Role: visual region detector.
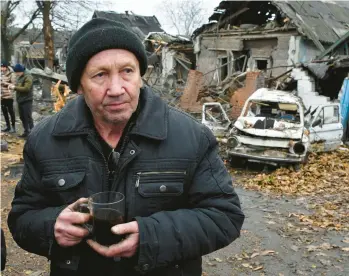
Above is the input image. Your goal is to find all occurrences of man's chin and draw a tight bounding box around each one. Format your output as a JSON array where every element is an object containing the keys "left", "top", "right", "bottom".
[{"left": 103, "top": 114, "right": 131, "bottom": 125}]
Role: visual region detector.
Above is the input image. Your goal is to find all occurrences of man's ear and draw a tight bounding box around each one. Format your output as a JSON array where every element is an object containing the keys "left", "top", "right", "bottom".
[
  {"left": 139, "top": 78, "right": 143, "bottom": 88},
  {"left": 77, "top": 85, "right": 84, "bottom": 95}
]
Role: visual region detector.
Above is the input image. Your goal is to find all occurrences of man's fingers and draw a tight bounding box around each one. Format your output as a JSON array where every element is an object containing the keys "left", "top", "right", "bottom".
[
  {"left": 59, "top": 211, "right": 90, "bottom": 225},
  {"left": 112, "top": 221, "right": 138, "bottom": 235},
  {"left": 68, "top": 198, "right": 88, "bottom": 212},
  {"left": 86, "top": 239, "right": 113, "bottom": 258},
  {"left": 87, "top": 233, "right": 139, "bottom": 258},
  {"left": 65, "top": 224, "right": 90, "bottom": 238}
]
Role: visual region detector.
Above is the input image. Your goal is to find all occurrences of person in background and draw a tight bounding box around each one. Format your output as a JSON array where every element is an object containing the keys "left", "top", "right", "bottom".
[
  {"left": 8, "top": 64, "right": 34, "bottom": 138},
  {"left": 1, "top": 61, "right": 17, "bottom": 133}
]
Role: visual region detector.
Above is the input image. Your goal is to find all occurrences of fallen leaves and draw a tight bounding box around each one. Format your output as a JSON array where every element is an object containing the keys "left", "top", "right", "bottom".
[
  {"left": 306, "top": 243, "right": 337, "bottom": 252},
  {"left": 235, "top": 149, "right": 349, "bottom": 231},
  {"left": 342, "top": 238, "right": 349, "bottom": 244},
  {"left": 260, "top": 250, "right": 275, "bottom": 256},
  {"left": 240, "top": 150, "right": 349, "bottom": 196},
  {"left": 213, "top": 257, "right": 222, "bottom": 263}
]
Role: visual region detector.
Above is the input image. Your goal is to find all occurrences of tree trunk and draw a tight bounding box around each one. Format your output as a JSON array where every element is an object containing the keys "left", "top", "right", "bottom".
[
  {"left": 1, "top": 37, "right": 12, "bottom": 63},
  {"left": 42, "top": 0, "right": 54, "bottom": 100}
]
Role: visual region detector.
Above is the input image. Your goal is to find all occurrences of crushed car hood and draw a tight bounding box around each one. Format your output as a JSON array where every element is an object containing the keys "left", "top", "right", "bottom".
[{"left": 234, "top": 117, "right": 304, "bottom": 139}]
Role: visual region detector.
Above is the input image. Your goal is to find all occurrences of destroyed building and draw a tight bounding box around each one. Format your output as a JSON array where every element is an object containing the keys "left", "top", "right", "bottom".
[
  {"left": 193, "top": 1, "right": 349, "bottom": 84},
  {"left": 92, "top": 10, "right": 164, "bottom": 41},
  {"left": 143, "top": 32, "right": 194, "bottom": 90},
  {"left": 189, "top": 0, "right": 349, "bottom": 119}
]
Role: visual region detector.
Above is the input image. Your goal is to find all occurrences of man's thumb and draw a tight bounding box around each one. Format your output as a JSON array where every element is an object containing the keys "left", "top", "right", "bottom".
[{"left": 112, "top": 221, "right": 138, "bottom": 235}]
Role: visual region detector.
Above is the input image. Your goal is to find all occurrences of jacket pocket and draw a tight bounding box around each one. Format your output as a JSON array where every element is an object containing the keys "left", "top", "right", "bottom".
[
  {"left": 133, "top": 171, "right": 186, "bottom": 216},
  {"left": 135, "top": 171, "right": 185, "bottom": 197},
  {"left": 42, "top": 171, "right": 86, "bottom": 204}
]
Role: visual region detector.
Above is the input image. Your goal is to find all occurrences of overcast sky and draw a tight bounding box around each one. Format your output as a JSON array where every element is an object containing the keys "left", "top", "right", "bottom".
[
  {"left": 102, "top": 0, "right": 220, "bottom": 33},
  {"left": 13, "top": 0, "right": 221, "bottom": 35}
]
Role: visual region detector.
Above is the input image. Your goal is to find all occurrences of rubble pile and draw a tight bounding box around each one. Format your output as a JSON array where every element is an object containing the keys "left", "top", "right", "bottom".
[
  {"left": 198, "top": 72, "right": 246, "bottom": 104},
  {"left": 237, "top": 148, "right": 349, "bottom": 230}
]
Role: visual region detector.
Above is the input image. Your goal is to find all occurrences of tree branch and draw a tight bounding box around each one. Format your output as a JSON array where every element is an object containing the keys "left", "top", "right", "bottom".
[{"left": 11, "top": 7, "right": 41, "bottom": 41}]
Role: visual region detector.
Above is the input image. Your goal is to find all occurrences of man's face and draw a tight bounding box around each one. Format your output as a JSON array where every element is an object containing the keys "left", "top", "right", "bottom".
[
  {"left": 78, "top": 49, "right": 142, "bottom": 125},
  {"left": 1, "top": 66, "right": 6, "bottom": 73},
  {"left": 15, "top": 72, "right": 24, "bottom": 77}
]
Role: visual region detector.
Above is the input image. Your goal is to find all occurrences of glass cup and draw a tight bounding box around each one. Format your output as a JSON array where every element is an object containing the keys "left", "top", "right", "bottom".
[{"left": 80, "top": 191, "right": 125, "bottom": 246}]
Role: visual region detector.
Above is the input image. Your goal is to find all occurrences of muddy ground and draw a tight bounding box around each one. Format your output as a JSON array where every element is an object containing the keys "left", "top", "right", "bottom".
[{"left": 1, "top": 108, "right": 349, "bottom": 276}]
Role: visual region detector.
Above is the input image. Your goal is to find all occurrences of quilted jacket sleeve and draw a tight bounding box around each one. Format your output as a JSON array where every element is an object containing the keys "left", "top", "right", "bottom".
[
  {"left": 7, "top": 138, "right": 65, "bottom": 257},
  {"left": 15, "top": 74, "right": 33, "bottom": 93},
  {"left": 135, "top": 125, "right": 245, "bottom": 270}
]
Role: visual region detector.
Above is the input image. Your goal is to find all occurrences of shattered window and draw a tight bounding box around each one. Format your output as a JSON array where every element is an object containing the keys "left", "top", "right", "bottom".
[
  {"left": 256, "top": 59, "right": 268, "bottom": 70},
  {"left": 244, "top": 100, "right": 300, "bottom": 122},
  {"left": 317, "top": 105, "right": 340, "bottom": 125},
  {"left": 219, "top": 57, "right": 228, "bottom": 81},
  {"left": 204, "top": 106, "right": 228, "bottom": 124}
]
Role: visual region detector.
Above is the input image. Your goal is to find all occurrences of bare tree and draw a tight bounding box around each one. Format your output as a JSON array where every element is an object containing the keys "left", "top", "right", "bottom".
[
  {"left": 36, "top": 1, "right": 55, "bottom": 99},
  {"left": 1, "top": 0, "right": 41, "bottom": 62},
  {"left": 159, "top": 0, "right": 206, "bottom": 36},
  {"left": 35, "top": 0, "right": 99, "bottom": 99}
]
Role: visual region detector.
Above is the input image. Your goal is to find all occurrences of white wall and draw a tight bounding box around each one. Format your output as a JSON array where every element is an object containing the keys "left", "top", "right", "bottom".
[
  {"left": 288, "top": 36, "right": 322, "bottom": 65},
  {"left": 161, "top": 47, "right": 176, "bottom": 79}
]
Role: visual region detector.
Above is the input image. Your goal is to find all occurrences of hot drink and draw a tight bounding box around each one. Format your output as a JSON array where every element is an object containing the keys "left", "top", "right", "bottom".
[{"left": 92, "top": 208, "right": 124, "bottom": 246}]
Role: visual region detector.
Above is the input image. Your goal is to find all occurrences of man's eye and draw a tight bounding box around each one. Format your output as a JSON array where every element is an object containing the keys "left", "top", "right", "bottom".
[
  {"left": 123, "top": 68, "right": 133, "bottom": 74},
  {"left": 94, "top": 72, "right": 105, "bottom": 78}
]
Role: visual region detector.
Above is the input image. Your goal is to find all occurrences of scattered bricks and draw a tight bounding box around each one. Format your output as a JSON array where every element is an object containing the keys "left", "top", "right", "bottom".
[
  {"left": 180, "top": 70, "right": 204, "bottom": 112},
  {"left": 230, "top": 71, "right": 265, "bottom": 119}
]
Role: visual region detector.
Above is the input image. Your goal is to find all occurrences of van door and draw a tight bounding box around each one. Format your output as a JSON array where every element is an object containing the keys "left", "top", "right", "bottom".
[
  {"left": 202, "top": 103, "right": 231, "bottom": 136},
  {"left": 308, "top": 104, "right": 343, "bottom": 152}
]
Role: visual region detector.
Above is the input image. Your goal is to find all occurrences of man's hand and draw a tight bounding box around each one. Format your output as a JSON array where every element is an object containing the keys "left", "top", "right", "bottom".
[
  {"left": 54, "top": 198, "right": 91, "bottom": 247},
  {"left": 8, "top": 84, "right": 15, "bottom": 90},
  {"left": 87, "top": 221, "right": 139, "bottom": 258}
]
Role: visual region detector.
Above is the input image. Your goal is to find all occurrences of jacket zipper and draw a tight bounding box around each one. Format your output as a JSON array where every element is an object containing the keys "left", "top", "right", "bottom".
[
  {"left": 87, "top": 136, "right": 109, "bottom": 190},
  {"left": 135, "top": 171, "right": 186, "bottom": 188}
]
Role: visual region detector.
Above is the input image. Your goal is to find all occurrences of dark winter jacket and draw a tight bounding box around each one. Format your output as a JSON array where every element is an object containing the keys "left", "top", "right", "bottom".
[
  {"left": 1, "top": 228, "right": 6, "bottom": 271},
  {"left": 15, "top": 71, "right": 33, "bottom": 103},
  {"left": 8, "top": 86, "right": 244, "bottom": 276}
]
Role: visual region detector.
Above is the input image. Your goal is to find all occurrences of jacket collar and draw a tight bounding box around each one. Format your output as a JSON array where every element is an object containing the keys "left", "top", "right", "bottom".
[{"left": 52, "top": 86, "right": 168, "bottom": 141}]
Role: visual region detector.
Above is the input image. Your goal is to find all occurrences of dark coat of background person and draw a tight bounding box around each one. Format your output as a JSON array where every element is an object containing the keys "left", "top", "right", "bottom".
[
  {"left": 1, "top": 229, "right": 6, "bottom": 271},
  {"left": 8, "top": 86, "right": 244, "bottom": 276}
]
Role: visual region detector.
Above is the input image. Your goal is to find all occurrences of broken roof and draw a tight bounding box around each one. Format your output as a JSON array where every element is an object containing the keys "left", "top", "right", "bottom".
[
  {"left": 194, "top": 1, "right": 349, "bottom": 47},
  {"left": 92, "top": 11, "right": 164, "bottom": 40},
  {"left": 144, "top": 32, "right": 191, "bottom": 44},
  {"left": 250, "top": 88, "right": 302, "bottom": 104}
]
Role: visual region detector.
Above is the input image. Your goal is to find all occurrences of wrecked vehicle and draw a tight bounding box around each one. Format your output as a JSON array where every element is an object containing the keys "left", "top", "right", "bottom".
[{"left": 202, "top": 88, "right": 343, "bottom": 166}]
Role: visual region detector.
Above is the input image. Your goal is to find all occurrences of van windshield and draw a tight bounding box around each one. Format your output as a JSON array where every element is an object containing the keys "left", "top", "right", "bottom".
[{"left": 243, "top": 100, "right": 301, "bottom": 123}]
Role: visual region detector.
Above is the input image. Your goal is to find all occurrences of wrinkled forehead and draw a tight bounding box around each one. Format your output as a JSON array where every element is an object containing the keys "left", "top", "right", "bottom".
[{"left": 85, "top": 49, "right": 140, "bottom": 70}]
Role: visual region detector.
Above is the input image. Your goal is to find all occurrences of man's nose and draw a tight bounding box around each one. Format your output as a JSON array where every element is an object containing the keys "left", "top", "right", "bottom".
[{"left": 107, "top": 74, "right": 125, "bottom": 96}]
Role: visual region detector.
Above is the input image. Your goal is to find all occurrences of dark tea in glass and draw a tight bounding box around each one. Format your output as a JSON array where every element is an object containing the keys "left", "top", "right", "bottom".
[{"left": 80, "top": 191, "right": 125, "bottom": 246}]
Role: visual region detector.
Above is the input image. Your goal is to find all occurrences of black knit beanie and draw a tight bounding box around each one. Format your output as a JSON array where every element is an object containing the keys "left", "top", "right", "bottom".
[{"left": 66, "top": 18, "right": 148, "bottom": 93}]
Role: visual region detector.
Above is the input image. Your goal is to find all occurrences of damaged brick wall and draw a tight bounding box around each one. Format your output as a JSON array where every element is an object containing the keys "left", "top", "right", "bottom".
[
  {"left": 230, "top": 71, "right": 265, "bottom": 118},
  {"left": 180, "top": 70, "right": 203, "bottom": 112}
]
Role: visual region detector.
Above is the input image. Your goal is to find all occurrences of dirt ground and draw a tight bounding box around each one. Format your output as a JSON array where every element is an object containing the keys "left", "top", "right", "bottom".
[{"left": 1, "top": 128, "right": 349, "bottom": 276}]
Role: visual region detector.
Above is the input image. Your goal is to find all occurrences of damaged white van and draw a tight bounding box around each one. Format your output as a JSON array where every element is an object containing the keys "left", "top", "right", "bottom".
[{"left": 202, "top": 88, "right": 343, "bottom": 166}]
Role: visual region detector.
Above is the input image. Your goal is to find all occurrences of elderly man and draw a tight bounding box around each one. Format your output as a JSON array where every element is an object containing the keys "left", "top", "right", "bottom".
[{"left": 8, "top": 18, "right": 244, "bottom": 276}]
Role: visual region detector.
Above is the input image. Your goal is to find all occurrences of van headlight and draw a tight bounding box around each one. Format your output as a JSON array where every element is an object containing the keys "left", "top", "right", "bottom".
[
  {"left": 227, "top": 136, "right": 240, "bottom": 148},
  {"left": 289, "top": 142, "right": 306, "bottom": 155}
]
